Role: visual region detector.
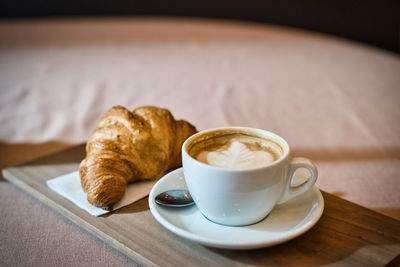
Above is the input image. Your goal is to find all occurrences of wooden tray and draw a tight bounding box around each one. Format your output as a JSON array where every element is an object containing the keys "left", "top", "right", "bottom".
[{"left": 3, "top": 145, "right": 400, "bottom": 266}]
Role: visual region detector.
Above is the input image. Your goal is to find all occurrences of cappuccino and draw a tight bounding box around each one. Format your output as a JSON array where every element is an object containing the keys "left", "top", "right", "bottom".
[
  {"left": 188, "top": 131, "right": 283, "bottom": 169},
  {"left": 182, "top": 127, "right": 317, "bottom": 226}
]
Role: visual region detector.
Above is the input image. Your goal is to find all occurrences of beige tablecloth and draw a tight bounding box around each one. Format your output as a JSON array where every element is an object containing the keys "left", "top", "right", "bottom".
[{"left": 1, "top": 17, "right": 399, "bottom": 266}]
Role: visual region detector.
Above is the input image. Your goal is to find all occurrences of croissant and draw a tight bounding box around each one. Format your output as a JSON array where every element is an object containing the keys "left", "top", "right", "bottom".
[{"left": 79, "top": 105, "right": 197, "bottom": 209}]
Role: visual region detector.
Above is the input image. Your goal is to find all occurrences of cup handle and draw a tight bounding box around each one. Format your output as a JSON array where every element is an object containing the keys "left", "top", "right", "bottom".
[{"left": 277, "top": 157, "right": 318, "bottom": 204}]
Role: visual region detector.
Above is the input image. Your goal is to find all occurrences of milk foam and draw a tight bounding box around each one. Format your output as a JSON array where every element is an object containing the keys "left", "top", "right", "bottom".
[{"left": 196, "top": 141, "right": 275, "bottom": 168}]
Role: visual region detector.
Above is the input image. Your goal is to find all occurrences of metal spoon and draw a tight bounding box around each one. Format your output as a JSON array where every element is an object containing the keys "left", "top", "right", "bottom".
[{"left": 155, "top": 189, "right": 194, "bottom": 207}]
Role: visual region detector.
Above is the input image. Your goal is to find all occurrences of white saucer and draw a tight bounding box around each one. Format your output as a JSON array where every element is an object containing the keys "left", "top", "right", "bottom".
[{"left": 149, "top": 168, "right": 324, "bottom": 250}]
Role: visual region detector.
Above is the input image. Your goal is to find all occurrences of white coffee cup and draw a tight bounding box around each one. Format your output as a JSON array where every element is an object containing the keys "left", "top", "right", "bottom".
[{"left": 182, "top": 127, "right": 318, "bottom": 226}]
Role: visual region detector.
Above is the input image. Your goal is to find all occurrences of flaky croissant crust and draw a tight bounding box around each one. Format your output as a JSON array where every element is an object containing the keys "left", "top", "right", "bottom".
[{"left": 79, "top": 105, "right": 196, "bottom": 209}]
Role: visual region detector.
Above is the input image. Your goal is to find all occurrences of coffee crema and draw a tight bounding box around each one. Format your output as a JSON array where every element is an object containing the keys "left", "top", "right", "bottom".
[{"left": 188, "top": 132, "right": 283, "bottom": 169}]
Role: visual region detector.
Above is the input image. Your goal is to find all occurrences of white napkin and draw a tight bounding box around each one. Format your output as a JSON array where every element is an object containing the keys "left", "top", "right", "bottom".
[{"left": 46, "top": 171, "right": 157, "bottom": 216}]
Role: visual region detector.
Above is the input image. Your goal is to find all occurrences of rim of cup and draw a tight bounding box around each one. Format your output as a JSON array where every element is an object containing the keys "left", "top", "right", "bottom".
[{"left": 182, "top": 126, "right": 291, "bottom": 172}]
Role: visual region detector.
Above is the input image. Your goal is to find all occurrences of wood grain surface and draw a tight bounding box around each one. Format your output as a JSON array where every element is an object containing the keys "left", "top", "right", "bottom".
[{"left": 2, "top": 145, "right": 400, "bottom": 266}]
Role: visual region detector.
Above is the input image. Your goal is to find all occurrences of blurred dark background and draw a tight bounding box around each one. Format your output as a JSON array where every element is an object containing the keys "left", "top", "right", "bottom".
[{"left": 1, "top": 0, "right": 399, "bottom": 53}]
